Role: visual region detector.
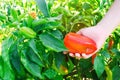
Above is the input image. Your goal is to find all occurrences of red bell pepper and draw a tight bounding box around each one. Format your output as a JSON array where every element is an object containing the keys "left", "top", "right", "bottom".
[{"left": 64, "top": 32, "right": 97, "bottom": 54}]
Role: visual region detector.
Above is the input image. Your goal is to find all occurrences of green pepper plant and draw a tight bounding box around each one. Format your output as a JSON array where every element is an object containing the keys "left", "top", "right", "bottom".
[{"left": 0, "top": 0, "right": 120, "bottom": 80}]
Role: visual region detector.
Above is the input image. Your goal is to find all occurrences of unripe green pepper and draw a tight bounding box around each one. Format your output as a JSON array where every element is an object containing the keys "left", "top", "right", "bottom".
[{"left": 19, "top": 27, "right": 36, "bottom": 38}]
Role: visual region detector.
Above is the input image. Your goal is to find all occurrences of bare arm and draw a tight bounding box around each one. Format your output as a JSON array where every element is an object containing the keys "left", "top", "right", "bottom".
[
  {"left": 69, "top": 0, "right": 120, "bottom": 59},
  {"left": 97, "top": 0, "right": 120, "bottom": 37}
]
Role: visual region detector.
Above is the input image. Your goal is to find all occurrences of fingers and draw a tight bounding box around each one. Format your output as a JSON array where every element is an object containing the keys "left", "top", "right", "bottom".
[
  {"left": 82, "top": 52, "right": 96, "bottom": 59},
  {"left": 64, "top": 51, "right": 96, "bottom": 60},
  {"left": 69, "top": 52, "right": 96, "bottom": 59},
  {"left": 81, "top": 53, "right": 93, "bottom": 59},
  {"left": 69, "top": 53, "right": 85, "bottom": 60},
  {"left": 69, "top": 53, "right": 82, "bottom": 60},
  {"left": 75, "top": 53, "right": 81, "bottom": 60},
  {"left": 69, "top": 53, "right": 75, "bottom": 57}
]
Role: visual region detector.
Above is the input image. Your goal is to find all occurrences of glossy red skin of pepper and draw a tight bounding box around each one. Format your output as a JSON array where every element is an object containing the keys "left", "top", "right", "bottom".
[{"left": 64, "top": 32, "right": 97, "bottom": 54}]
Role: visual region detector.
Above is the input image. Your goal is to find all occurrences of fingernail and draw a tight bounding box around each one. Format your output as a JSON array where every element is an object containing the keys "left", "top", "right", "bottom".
[
  {"left": 75, "top": 53, "right": 81, "bottom": 59},
  {"left": 82, "top": 53, "right": 86, "bottom": 56},
  {"left": 69, "top": 53, "right": 74, "bottom": 57},
  {"left": 75, "top": 53, "right": 80, "bottom": 57}
]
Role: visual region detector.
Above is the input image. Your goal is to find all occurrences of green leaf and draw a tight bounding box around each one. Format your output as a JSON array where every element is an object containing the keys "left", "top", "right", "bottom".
[
  {"left": 9, "top": 42, "right": 25, "bottom": 76},
  {"left": 35, "top": 40, "right": 51, "bottom": 65},
  {"left": 53, "top": 75, "right": 63, "bottom": 80},
  {"left": 82, "top": 2, "right": 91, "bottom": 10},
  {"left": 9, "top": 21, "right": 19, "bottom": 27},
  {"left": 27, "top": 15, "right": 34, "bottom": 27},
  {"left": 48, "top": 14, "right": 62, "bottom": 21},
  {"left": 28, "top": 39, "right": 44, "bottom": 67},
  {"left": 26, "top": 46, "right": 44, "bottom": 67},
  {"left": 29, "top": 39, "right": 38, "bottom": 54},
  {"left": 47, "top": 52, "right": 54, "bottom": 66},
  {"left": 39, "top": 32, "right": 67, "bottom": 52},
  {"left": 111, "top": 48, "right": 120, "bottom": 56},
  {"left": 2, "top": 62, "right": 15, "bottom": 80},
  {"left": 0, "top": 56, "right": 3, "bottom": 78},
  {"left": 1, "top": 37, "right": 15, "bottom": 80},
  {"left": 0, "top": 12, "right": 6, "bottom": 20},
  {"left": 55, "top": 7, "right": 72, "bottom": 16},
  {"left": 34, "top": 21, "right": 61, "bottom": 32},
  {"left": 18, "top": 13, "right": 26, "bottom": 21},
  {"left": 67, "top": 57, "right": 74, "bottom": 72},
  {"left": 36, "top": 40, "right": 46, "bottom": 56},
  {"left": 79, "top": 58, "right": 92, "bottom": 70},
  {"left": 35, "top": 0, "right": 50, "bottom": 17},
  {"left": 32, "top": 19, "right": 47, "bottom": 27},
  {"left": 11, "top": 8, "right": 18, "bottom": 20},
  {"left": 54, "top": 53, "right": 64, "bottom": 68},
  {"left": 94, "top": 56, "right": 105, "bottom": 78},
  {"left": 50, "top": 30, "right": 63, "bottom": 40},
  {"left": 99, "top": 0, "right": 106, "bottom": 9},
  {"left": 112, "top": 65, "right": 120, "bottom": 80},
  {"left": 21, "top": 50, "right": 44, "bottom": 79},
  {"left": 101, "top": 50, "right": 110, "bottom": 58},
  {"left": 48, "top": 0, "right": 54, "bottom": 11},
  {"left": 44, "top": 69, "right": 57, "bottom": 79}
]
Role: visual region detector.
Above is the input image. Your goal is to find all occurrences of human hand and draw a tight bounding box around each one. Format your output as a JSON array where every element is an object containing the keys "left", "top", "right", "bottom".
[
  {"left": 66, "top": 25, "right": 108, "bottom": 59},
  {"left": 64, "top": 0, "right": 120, "bottom": 59}
]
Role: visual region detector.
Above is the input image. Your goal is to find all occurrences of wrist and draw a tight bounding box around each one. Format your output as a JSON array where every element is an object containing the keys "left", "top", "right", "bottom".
[
  {"left": 96, "top": 0, "right": 120, "bottom": 37},
  {"left": 96, "top": 24, "right": 111, "bottom": 39}
]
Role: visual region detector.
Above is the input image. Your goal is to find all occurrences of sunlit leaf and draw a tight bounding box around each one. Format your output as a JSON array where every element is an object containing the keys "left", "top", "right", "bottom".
[
  {"left": 49, "top": 30, "right": 63, "bottom": 40},
  {"left": 11, "top": 8, "right": 18, "bottom": 20},
  {"left": 34, "top": 21, "right": 61, "bottom": 32},
  {"left": 26, "top": 47, "right": 44, "bottom": 67},
  {"left": 9, "top": 43, "right": 25, "bottom": 76},
  {"left": 29, "top": 39, "right": 38, "bottom": 54},
  {"left": 35, "top": 0, "right": 50, "bottom": 17},
  {"left": 48, "top": 0, "right": 54, "bottom": 11},
  {"left": 112, "top": 65, "right": 120, "bottom": 80},
  {"left": 1, "top": 37, "right": 15, "bottom": 80},
  {"left": 21, "top": 49, "right": 44, "bottom": 79},
  {"left": 82, "top": 2, "right": 91, "bottom": 10},
  {"left": 94, "top": 56, "right": 105, "bottom": 78},
  {"left": 0, "top": 12, "right": 6, "bottom": 20},
  {"left": 44, "top": 69, "right": 57, "bottom": 79},
  {"left": 39, "top": 32, "right": 67, "bottom": 52}
]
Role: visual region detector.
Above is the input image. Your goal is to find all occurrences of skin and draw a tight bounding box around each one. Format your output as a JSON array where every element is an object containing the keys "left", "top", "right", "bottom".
[{"left": 66, "top": 0, "right": 120, "bottom": 59}]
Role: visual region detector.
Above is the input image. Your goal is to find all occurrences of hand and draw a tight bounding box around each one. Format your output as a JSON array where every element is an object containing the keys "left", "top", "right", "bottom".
[{"left": 67, "top": 25, "right": 108, "bottom": 59}]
